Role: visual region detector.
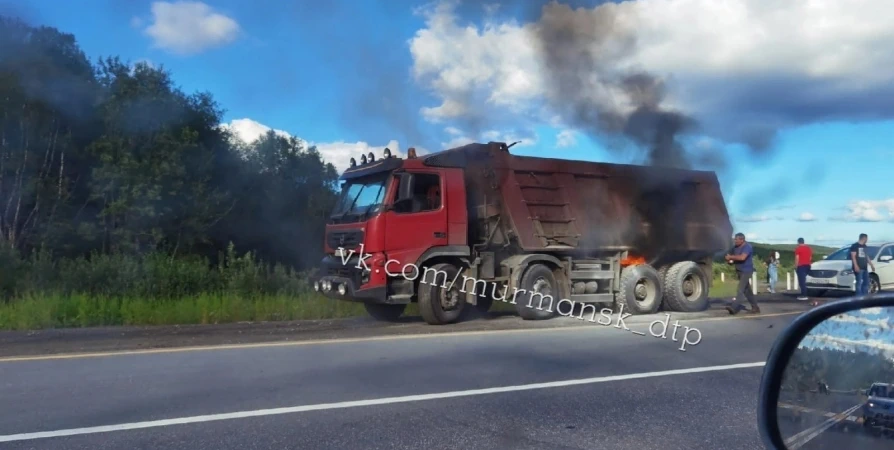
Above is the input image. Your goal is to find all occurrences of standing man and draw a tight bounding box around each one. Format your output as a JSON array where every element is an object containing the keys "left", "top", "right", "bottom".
[
  {"left": 851, "top": 233, "right": 876, "bottom": 296},
  {"left": 725, "top": 232, "right": 760, "bottom": 315},
  {"left": 794, "top": 238, "right": 812, "bottom": 301}
]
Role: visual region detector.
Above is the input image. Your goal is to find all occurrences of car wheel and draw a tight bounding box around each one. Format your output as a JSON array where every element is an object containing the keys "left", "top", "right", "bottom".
[{"left": 869, "top": 275, "right": 880, "bottom": 294}]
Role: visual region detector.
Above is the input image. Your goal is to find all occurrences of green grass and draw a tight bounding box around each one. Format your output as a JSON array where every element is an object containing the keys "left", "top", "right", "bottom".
[{"left": 0, "top": 276, "right": 756, "bottom": 331}]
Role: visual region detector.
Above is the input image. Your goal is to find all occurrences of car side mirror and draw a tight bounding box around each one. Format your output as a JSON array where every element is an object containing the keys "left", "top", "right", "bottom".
[
  {"left": 757, "top": 291, "right": 894, "bottom": 449},
  {"left": 880, "top": 255, "right": 893, "bottom": 262}
]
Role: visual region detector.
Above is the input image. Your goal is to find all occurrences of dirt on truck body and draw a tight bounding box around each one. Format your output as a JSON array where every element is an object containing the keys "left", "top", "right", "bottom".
[{"left": 314, "top": 142, "right": 734, "bottom": 325}]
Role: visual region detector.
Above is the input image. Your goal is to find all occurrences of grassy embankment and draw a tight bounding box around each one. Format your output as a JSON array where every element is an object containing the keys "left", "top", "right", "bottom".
[{"left": 0, "top": 243, "right": 839, "bottom": 331}]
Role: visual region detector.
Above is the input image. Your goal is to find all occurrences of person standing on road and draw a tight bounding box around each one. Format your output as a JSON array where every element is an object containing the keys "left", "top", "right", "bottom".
[
  {"left": 767, "top": 252, "right": 779, "bottom": 294},
  {"left": 794, "top": 238, "right": 812, "bottom": 301},
  {"left": 851, "top": 233, "right": 876, "bottom": 296},
  {"left": 725, "top": 232, "right": 760, "bottom": 315}
]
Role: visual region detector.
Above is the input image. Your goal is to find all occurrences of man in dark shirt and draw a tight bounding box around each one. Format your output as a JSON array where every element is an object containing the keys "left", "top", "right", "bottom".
[
  {"left": 851, "top": 233, "right": 876, "bottom": 295},
  {"left": 725, "top": 232, "right": 760, "bottom": 314}
]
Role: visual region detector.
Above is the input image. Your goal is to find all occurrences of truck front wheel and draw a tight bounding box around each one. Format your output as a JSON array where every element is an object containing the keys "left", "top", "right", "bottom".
[
  {"left": 417, "top": 262, "right": 466, "bottom": 325},
  {"left": 364, "top": 303, "right": 407, "bottom": 322},
  {"left": 617, "top": 264, "right": 663, "bottom": 315},
  {"left": 661, "top": 261, "right": 710, "bottom": 312},
  {"left": 515, "top": 264, "right": 559, "bottom": 320}
]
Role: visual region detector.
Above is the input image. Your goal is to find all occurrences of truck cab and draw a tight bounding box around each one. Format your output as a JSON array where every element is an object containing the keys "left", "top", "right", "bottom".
[{"left": 314, "top": 147, "right": 470, "bottom": 322}]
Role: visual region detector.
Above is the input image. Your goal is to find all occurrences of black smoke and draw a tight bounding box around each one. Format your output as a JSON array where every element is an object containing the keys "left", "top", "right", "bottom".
[{"left": 530, "top": 2, "right": 699, "bottom": 169}]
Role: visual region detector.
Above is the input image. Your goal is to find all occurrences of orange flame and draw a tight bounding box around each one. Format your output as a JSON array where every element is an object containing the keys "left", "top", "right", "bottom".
[{"left": 620, "top": 256, "right": 646, "bottom": 267}]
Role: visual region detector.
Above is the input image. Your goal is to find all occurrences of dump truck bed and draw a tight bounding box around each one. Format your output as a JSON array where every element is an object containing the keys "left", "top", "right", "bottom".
[{"left": 423, "top": 142, "right": 734, "bottom": 258}]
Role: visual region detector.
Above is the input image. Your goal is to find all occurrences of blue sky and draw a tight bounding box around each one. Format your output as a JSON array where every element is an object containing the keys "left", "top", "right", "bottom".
[
  {"left": 21, "top": 0, "right": 894, "bottom": 246},
  {"left": 801, "top": 307, "right": 894, "bottom": 361}
]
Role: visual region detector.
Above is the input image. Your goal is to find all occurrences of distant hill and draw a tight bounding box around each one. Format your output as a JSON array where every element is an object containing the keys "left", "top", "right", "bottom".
[
  {"left": 713, "top": 241, "right": 840, "bottom": 274},
  {"left": 754, "top": 242, "right": 840, "bottom": 253}
]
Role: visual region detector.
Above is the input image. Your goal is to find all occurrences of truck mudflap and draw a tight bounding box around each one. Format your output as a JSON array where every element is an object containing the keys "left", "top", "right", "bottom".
[{"left": 313, "top": 255, "right": 388, "bottom": 304}]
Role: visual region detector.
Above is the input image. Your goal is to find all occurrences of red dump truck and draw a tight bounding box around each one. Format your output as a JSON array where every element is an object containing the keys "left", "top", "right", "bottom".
[{"left": 314, "top": 141, "right": 734, "bottom": 325}]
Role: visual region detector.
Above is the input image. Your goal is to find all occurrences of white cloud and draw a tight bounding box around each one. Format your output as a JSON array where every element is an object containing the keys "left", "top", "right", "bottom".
[
  {"left": 803, "top": 333, "right": 894, "bottom": 359},
  {"left": 833, "top": 199, "right": 894, "bottom": 222},
  {"left": 220, "top": 118, "right": 291, "bottom": 144},
  {"left": 141, "top": 1, "right": 240, "bottom": 55},
  {"left": 555, "top": 129, "right": 577, "bottom": 148},
  {"left": 408, "top": 0, "right": 894, "bottom": 149},
  {"left": 797, "top": 212, "right": 817, "bottom": 222},
  {"left": 440, "top": 128, "right": 537, "bottom": 150},
  {"left": 735, "top": 214, "right": 782, "bottom": 223},
  {"left": 314, "top": 140, "right": 406, "bottom": 172},
  {"left": 219, "top": 118, "right": 413, "bottom": 173},
  {"left": 745, "top": 232, "right": 759, "bottom": 240},
  {"left": 828, "top": 313, "right": 891, "bottom": 330}
]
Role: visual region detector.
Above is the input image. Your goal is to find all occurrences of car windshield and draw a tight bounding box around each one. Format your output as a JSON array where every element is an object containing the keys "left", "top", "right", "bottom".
[
  {"left": 870, "top": 385, "right": 890, "bottom": 397},
  {"left": 329, "top": 174, "right": 389, "bottom": 221},
  {"left": 824, "top": 245, "right": 880, "bottom": 260}
]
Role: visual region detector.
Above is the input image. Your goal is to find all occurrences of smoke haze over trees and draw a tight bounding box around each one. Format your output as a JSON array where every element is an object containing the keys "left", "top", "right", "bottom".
[{"left": 0, "top": 16, "right": 338, "bottom": 281}]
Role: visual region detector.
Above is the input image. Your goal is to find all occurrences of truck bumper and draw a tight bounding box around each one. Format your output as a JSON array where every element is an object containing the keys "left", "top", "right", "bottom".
[{"left": 313, "top": 255, "right": 389, "bottom": 304}]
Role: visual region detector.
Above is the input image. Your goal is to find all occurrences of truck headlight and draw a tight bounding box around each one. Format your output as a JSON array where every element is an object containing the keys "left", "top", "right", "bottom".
[
  {"left": 314, "top": 281, "right": 320, "bottom": 291},
  {"left": 337, "top": 284, "right": 347, "bottom": 296}
]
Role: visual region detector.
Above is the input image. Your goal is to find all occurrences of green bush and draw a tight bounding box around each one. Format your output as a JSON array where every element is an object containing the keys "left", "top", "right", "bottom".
[{"left": 0, "top": 242, "right": 372, "bottom": 330}]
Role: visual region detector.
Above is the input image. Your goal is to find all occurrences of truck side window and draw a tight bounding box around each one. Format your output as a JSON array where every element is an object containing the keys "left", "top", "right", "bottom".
[
  {"left": 392, "top": 173, "right": 441, "bottom": 214},
  {"left": 880, "top": 246, "right": 893, "bottom": 258}
]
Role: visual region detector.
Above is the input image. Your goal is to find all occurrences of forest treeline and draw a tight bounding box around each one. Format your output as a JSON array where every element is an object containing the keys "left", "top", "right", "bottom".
[{"left": 0, "top": 17, "right": 341, "bottom": 292}]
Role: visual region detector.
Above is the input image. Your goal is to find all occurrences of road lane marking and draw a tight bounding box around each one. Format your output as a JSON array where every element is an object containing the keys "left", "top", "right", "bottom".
[
  {"left": 784, "top": 403, "right": 862, "bottom": 449},
  {"left": 0, "top": 361, "right": 766, "bottom": 443},
  {"left": 778, "top": 402, "right": 864, "bottom": 424},
  {"left": 0, "top": 310, "right": 802, "bottom": 363},
  {"left": 778, "top": 403, "right": 863, "bottom": 423}
]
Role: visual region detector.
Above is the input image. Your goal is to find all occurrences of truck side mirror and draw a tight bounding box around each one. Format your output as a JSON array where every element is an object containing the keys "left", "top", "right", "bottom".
[{"left": 397, "top": 173, "right": 414, "bottom": 203}]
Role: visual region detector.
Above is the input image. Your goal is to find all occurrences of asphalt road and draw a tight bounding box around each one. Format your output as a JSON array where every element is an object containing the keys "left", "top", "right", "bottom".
[
  {"left": 0, "top": 300, "right": 831, "bottom": 449},
  {"left": 777, "top": 391, "right": 894, "bottom": 449}
]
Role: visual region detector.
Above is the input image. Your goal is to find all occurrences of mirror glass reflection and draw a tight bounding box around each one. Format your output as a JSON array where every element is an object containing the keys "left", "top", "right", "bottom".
[{"left": 778, "top": 306, "right": 894, "bottom": 449}]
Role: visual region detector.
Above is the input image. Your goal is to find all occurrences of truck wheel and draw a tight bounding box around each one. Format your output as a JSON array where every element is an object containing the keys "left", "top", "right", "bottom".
[
  {"left": 662, "top": 261, "right": 710, "bottom": 312},
  {"left": 656, "top": 265, "right": 670, "bottom": 311},
  {"left": 363, "top": 303, "right": 407, "bottom": 322},
  {"left": 417, "top": 262, "right": 466, "bottom": 325},
  {"left": 515, "top": 264, "right": 559, "bottom": 320},
  {"left": 617, "top": 264, "right": 663, "bottom": 315}
]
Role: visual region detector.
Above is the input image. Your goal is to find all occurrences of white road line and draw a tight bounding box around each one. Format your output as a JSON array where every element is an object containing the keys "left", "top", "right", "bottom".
[
  {"left": 0, "top": 361, "right": 765, "bottom": 443},
  {"left": 785, "top": 403, "right": 862, "bottom": 449}
]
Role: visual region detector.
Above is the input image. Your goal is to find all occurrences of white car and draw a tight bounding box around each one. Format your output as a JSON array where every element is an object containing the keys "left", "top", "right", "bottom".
[{"left": 804, "top": 241, "right": 894, "bottom": 295}]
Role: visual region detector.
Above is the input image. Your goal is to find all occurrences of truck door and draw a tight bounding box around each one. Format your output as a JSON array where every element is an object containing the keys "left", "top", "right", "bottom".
[{"left": 383, "top": 171, "right": 449, "bottom": 271}]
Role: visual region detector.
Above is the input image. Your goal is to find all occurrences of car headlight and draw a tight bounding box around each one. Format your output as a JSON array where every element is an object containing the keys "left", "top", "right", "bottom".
[{"left": 841, "top": 270, "right": 854, "bottom": 276}]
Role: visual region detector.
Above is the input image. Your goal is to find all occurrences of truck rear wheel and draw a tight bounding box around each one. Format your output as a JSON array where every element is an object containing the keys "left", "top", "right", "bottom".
[
  {"left": 363, "top": 303, "right": 407, "bottom": 322},
  {"left": 417, "top": 262, "right": 466, "bottom": 325},
  {"left": 617, "top": 264, "right": 663, "bottom": 315},
  {"left": 515, "top": 264, "right": 559, "bottom": 320},
  {"left": 662, "top": 261, "right": 709, "bottom": 312}
]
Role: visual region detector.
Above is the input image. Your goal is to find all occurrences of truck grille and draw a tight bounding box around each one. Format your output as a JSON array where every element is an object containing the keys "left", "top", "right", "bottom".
[
  {"left": 808, "top": 270, "right": 838, "bottom": 278},
  {"left": 326, "top": 229, "right": 364, "bottom": 250}
]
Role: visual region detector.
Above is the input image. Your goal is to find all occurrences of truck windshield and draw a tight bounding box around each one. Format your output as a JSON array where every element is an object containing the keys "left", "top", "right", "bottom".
[{"left": 330, "top": 174, "right": 389, "bottom": 223}]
